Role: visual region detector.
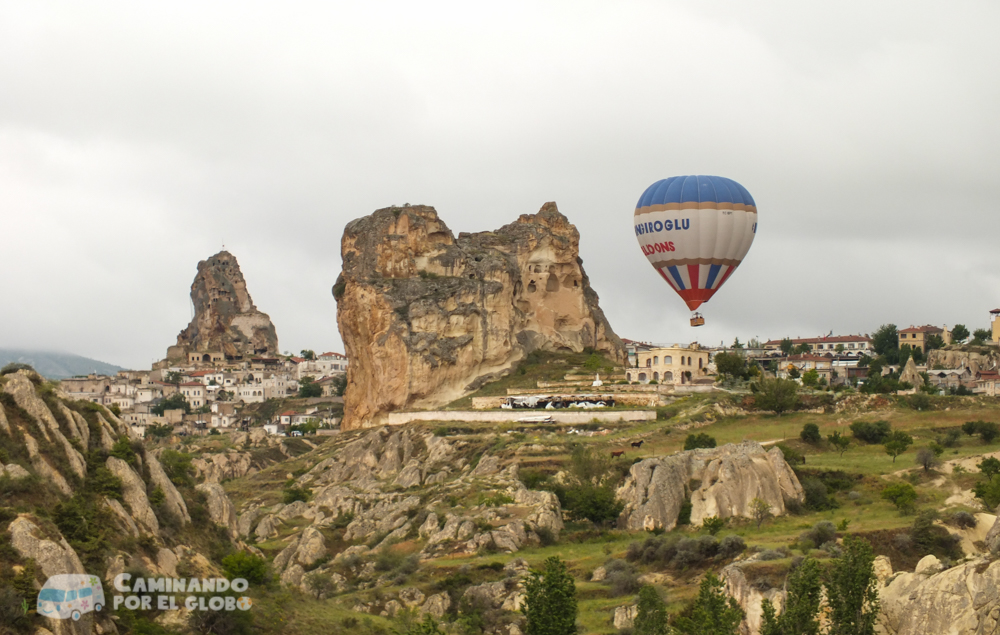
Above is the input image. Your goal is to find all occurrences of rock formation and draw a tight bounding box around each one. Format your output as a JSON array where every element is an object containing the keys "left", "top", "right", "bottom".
[
  {"left": 334, "top": 203, "right": 625, "bottom": 429},
  {"left": 167, "top": 250, "right": 278, "bottom": 362},
  {"left": 926, "top": 347, "right": 998, "bottom": 374},
  {"left": 616, "top": 441, "right": 804, "bottom": 531},
  {"left": 899, "top": 357, "right": 922, "bottom": 387}
]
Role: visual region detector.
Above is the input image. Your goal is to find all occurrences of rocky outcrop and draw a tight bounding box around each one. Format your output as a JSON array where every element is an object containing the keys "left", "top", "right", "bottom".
[
  {"left": 23, "top": 432, "right": 72, "bottom": 495},
  {"left": 0, "top": 401, "right": 8, "bottom": 434},
  {"left": 335, "top": 203, "right": 625, "bottom": 429},
  {"left": 146, "top": 452, "right": 191, "bottom": 524},
  {"left": 8, "top": 515, "right": 85, "bottom": 577},
  {"left": 0, "top": 462, "right": 30, "bottom": 479},
  {"left": 107, "top": 456, "right": 159, "bottom": 534},
  {"left": 926, "top": 347, "right": 998, "bottom": 374},
  {"left": 899, "top": 357, "right": 922, "bottom": 387},
  {"left": 721, "top": 557, "right": 786, "bottom": 635},
  {"left": 617, "top": 442, "right": 804, "bottom": 531},
  {"left": 167, "top": 250, "right": 278, "bottom": 362},
  {"left": 191, "top": 451, "right": 256, "bottom": 483},
  {"left": 879, "top": 555, "right": 1000, "bottom": 634},
  {"left": 196, "top": 482, "right": 239, "bottom": 538},
  {"left": 3, "top": 372, "right": 87, "bottom": 480}
]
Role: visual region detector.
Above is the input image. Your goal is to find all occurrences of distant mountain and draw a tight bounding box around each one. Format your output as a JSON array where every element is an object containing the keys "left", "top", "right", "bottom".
[{"left": 0, "top": 348, "right": 124, "bottom": 380}]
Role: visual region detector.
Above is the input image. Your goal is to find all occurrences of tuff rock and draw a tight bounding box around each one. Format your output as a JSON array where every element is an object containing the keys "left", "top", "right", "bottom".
[
  {"left": 334, "top": 203, "right": 625, "bottom": 429},
  {"left": 617, "top": 441, "right": 804, "bottom": 531}
]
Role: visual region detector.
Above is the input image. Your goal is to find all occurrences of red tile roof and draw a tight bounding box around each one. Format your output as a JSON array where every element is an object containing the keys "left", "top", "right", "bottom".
[
  {"left": 899, "top": 325, "right": 943, "bottom": 334},
  {"left": 764, "top": 335, "right": 871, "bottom": 346}
]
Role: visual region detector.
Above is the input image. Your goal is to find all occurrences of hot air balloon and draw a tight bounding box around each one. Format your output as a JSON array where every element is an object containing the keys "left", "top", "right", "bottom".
[{"left": 633, "top": 175, "right": 757, "bottom": 326}]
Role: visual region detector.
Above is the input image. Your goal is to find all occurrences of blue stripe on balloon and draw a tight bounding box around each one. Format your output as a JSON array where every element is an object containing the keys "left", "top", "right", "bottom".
[
  {"left": 636, "top": 175, "right": 755, "bottom": 208},
  {"left": 706, "top": 264, "right": 722, "bottom": 289},
  {"left": 668, "top": 266, "right": 685, "bottom": 290}
]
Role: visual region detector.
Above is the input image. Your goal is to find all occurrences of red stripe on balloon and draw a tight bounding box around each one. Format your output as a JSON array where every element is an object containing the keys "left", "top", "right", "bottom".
[{"left": 687, "top": 264, "right": 701, "bottom": 290}]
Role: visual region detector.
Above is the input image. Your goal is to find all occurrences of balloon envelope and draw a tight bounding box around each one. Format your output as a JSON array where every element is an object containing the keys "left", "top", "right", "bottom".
[{"left": 634, "top": 175, "right": 757, "bottom": 311}]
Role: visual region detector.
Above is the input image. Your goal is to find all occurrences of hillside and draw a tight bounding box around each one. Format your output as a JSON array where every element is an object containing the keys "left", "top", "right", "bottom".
[
  {"left": 0, "top": 348, "right": 123, "bottom": 379},
  {"left": 6, "top": 356, "right": 1000, "bottom": 634}
]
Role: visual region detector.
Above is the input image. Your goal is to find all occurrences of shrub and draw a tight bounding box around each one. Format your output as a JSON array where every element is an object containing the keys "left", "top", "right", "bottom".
[
  {"left": 950, "top": 511, "right": 977, "bottom": 529},
  {"left": 800, "top": 521, "right": 837, "bottom": 550},
  {"left": 221, "top": 552, "right": 271, "bottom": 586},
  {"left": 283, "top": 486, "right": 310, "bottom": 504},
  {"left": 559, "top": 483, "right": 623, "bottom": 524},
  {"left": 881, "top": 482, "right": 918, "bottom": 513},
  {"left": 850, "top": 420, "right": 891, "bottom": 444},
  {"left": 800, "top": 423, "right": 822, "bottom": 444},
  {"left": 802, "top": 477, "right": 836, "bottom": 511},
  {"left": 909, "top": 393, "right": 931, "bottom": 410},
  {"left": 776, "top": 443, "right": 804, "bottom": 465},
  {"left": 717, "top": 535, "right": 746, "bottom": 559},
  {"left": 110, "top": 437, "right": 137, "bottom": 465},
  {"left": 684, "top": 433, "right": 716, "bottom": 451},
  {"left": 915, "top": 448, "right": 939, "bottom": 472},
  {"left": 702, "top": 516, "right": 725, "bottom": 536},
  {"left": 602, "top": 559, "right": 640, "bottom": 597}
]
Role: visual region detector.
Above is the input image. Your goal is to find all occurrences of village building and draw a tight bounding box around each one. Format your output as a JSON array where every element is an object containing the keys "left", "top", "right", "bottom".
[
  {"left": 898, "top": 325, "right": 951, "bottom": 353},
  {"left": 625, "top": 344, "right": 711, "bottom": 384},
  {"left": 976, "top": 370, "right": 1000, "bottom": 396},
  {"left": 763, "top": 334, "right": 873, "bottom": 355}
]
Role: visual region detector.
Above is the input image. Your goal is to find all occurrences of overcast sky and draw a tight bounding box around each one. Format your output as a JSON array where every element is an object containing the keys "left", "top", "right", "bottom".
[{"left": 3, "top": 1, "right": 999, "bottom": 369}]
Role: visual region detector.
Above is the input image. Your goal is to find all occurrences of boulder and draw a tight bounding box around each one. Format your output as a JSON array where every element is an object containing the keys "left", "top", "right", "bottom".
[
  {"left": 335, "top": 203, "right": 625, "bottom": 429},
  {"left": 418, "top": 513, "right": 439, "bottom": 540},
  {"left": 195, "top": 482, "right": 239, "bottom": 538},
  {"left": 914, "top": 554, "right": 944, "bottom": 576},
  {"left": 254, "top": 515, "right": 278, "bottom": 541},
  {"left": 398, "top": 587, "right": 426, "bottom": 608},
  {"left": 617, "top": 442, "right": 804, "bottom": 531},
  {"left": 721, "top": 557, "right": 786, "bottom": 635},
  {"left": 146, "top": 451, "right": 191, "bottom": 523},
  {"left": 191, "top": 451, "right": 254, "bottom": 483},
  {"left": 880, "top": 556, "right": 1000, "bottom": 634},
  {"left": 613, "top": 605, "right": 637, "bottom": 629},
  {"left": 105, "top": 497, "right": 140, "bottom": 537},
  {"left": 0, "top": 401, "right": 8, "bottom": 434},
  {"left": 1, "top": 462, "right": 30, "bottom": 479},
  {"left": 420, "top": 593, "right": 451, "bottom": 618}
]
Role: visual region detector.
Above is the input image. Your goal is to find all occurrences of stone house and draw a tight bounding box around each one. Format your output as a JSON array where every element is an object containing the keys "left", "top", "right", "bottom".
[
  {"left": 976, "top": 370, "right": 1000, "bottom": 396},
  {"left": 627, "top": 344, "right": 710, "bottom": 384},
  {"left": 179, "top": 382, "right": 207, "bottom": 408},
  {"left": 763, "top": 334, "right": 873, "bottom": 355},
  {"left": 898, "top": 325, "right": 951, "bottom": 353}
]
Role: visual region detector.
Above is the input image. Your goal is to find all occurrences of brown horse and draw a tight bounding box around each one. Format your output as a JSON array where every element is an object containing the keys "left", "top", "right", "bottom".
[{"left": 611, "top": 450, "right": 625, "bottom": 458}]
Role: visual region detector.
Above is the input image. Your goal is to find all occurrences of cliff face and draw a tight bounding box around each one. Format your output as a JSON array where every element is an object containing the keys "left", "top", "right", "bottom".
[
  {"left": 334, "top": 203, "right": 625, "bottom": 429},
  {"left": 168, "top": 250, "right": 278, "bottom": 361}
]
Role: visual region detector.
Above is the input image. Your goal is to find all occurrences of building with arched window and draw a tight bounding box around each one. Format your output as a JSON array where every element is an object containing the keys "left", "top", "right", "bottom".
[{"left": 626, "top": 344, "right": 711, "bottom": 385}]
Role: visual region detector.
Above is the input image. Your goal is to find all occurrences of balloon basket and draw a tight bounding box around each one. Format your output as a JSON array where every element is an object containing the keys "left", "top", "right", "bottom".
[{"left": 690, "top": 313, "right": 705, "bottom": 327}]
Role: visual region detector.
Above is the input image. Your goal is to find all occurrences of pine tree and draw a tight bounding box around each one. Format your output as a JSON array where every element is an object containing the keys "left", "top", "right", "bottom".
[
  {"left": 523, "top": 557, "right": 577, "bottom": 635},
  {"left": 634, "top": 585, "right": 669, "bottom": 635},
  {"left": 760, "top": 558, "right": 822, "bottom": 635},
  {"left": 825, "top": 536, "right": 880, "bottom": 635},
  {"left": 675, "top": 573, "right": 743, "bottom": 635}
]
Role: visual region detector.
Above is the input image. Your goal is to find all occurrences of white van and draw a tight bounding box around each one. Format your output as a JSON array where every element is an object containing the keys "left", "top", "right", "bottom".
[{"left": 37, "top": 574, "right": 105, "bottom": 621}]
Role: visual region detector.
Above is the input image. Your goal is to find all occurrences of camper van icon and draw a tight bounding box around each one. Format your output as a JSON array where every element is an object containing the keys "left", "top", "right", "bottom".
[{"left": 37, "top": 574, "right": 105, "bottom": 621}]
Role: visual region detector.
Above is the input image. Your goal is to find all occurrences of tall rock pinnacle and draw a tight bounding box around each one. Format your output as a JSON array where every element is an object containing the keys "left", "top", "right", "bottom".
[
  {"left": 166, "top": 251, "right": 279, "bottom": 363},
  {"left": 334, "top": 202, "right": 625, "bottom": 430}
]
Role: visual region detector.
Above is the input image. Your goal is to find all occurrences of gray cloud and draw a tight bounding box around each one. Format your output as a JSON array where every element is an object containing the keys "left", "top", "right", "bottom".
[{"left": 1, "top": 0, "right": 998, "bottom": 368}]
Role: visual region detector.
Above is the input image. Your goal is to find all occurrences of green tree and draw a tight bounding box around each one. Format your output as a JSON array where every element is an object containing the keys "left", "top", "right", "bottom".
[
  {"left": 871, "top": 324, "right": 899, "bottom": 358},
  {"left": 800, "top": 423, "right": 821, "bottom": 444},
  {"left": 165, "top": 371, "right": 182, "bottom": 385},
  {"left": 753, "top": 378, "right": 799, "bottom": 415},
  {"left": 731, "top": 337, "right": 744, "bottom": 349},
  {"left": 523, "top": 557, "right": 577, "bottom": 635},
  {"left": 221, "top": 552, "right": 271, "bottom": 586},
  {"left": 675, "top": 573, "right": 744, "bottom": 635},
  {"left": 701, "top": 516, "right": 725, "bottom": 536},
  {"left": 980, "top": 422, "right": 1000, "bottom": 443},
  {"left": 979, "top": 457, "right": 1000, "bottom": 481},
  {"left": 750, "top": 497, "right": 772, "bottom": 529},
  {"left": 684, "top": 433, "right": 717, "bottom": 451},
  {"left": 926, "top": 334, "right": 945, "bottom": 350},
  {"left": 828, "top": 431, "right": 850, "bottom": 457},
  {"left": 110, "top": 437, "right": 137, "bottom": 464},
  {"left": 298, "top": 377, "right": 323, "bottom": 398},
  {"left": 793, "top": 343, "right": 811, "bottom": 355},
  {"left": 915, "top": 448, "right": 939, "bottom": 473},
  {"left": 835, "top": 343, "right": 845, "bottom": 354},
  {"left": 714, "top": 352, "right": 747, "bottom": 379},
  {"left": 883, "top": 430, "right": 913, "bottom": 462},
  {"left": 300, "top": 349, "right": 316, "bottom": 360},
  {"left": 761, "top": 558, "right": 822, "bottom": 635},
  {"left": 151, "top": 392, "right": 190, "bottom": 415},
  {"left": 801, "top": 369, "right": 819, "bottom": 387},
  {"left": 634, "top": 585, "right": 669, "bottom": 635},
  {"left": 780, "top": 338, "right": 794, "bottom": 355},
  {"left": 881, "top": 482, "right": 917, "bottom": 513},
  {"left": 825, "top": 536, "right": 880, "bottom": 635},
  {"left": 951, "top": 324, "right": 970, "bottom": 342},
  {"left": 974, "top": 328, "right": 992, "bottom": 342}
]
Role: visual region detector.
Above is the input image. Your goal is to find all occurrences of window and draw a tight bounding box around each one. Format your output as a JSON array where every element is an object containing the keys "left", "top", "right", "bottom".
[
  {"left": 646, "top": 359, "right": 651, "bottom": 368},
  {"left": 848, "top": 343, "right": 855, "bottom": 349},
  {"left": 665, "top": 356, "right": 673, "bottom": 364},
  {"left": 665, "top": 371, "right": 673, "bottom": 381},
  {"left": 901, "top": 334, "right": 907, "bottom": 339},
  {"left": 653, "top": 372, "right": 659, "bottom": 381},
  {"left": 653, "top": 356, "right": 659, "bottom": 365},
  {"left": 638, "top": 373, "right": 647, "bottom": 381}
]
